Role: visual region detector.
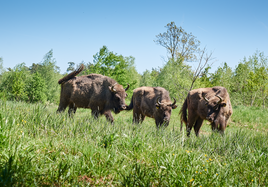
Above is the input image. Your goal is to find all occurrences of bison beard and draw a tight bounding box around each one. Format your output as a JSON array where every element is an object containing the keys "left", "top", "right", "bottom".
[
  {"left": 57, "top": 64, "right": 129, "bottom": 123},
  {"left": 179, "top": 86, "right": 233, "bottom": 137},
  {"left": 126, "top": 86, "right": 177, "bottom": 127}
]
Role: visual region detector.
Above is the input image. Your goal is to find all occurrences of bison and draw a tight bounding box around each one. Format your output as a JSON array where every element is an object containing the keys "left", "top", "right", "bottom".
[
  {"left": 57, "top": 64, "right": 129, "bottom": 123},
  {"left": 180, "top": 86, "right": 233, "bottom": 137},
  {"left": 126, "top": 86, "right": 177, "bottom": 127}
]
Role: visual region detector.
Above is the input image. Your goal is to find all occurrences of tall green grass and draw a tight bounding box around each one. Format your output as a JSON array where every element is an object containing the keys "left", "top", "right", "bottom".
[{"left": 0, "top": 100, "right": 267, "bottom": 186}]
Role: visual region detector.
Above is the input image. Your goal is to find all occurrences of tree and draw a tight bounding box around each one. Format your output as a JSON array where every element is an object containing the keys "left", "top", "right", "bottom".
[
  {"left": 232, "top": 51, "right": 268, "bottom": 107},
  {"left": 154, "top": 22, "right": 200, "bottom": 61},
  {"left": 85, "top": 46, "right": 140, "bottom": 93},
  {"left": 36, "top": 49, "right": 61, "bottom": 103},
  {"left": 0, "top": 57, "right": 4, "bottom": 75},
  {"left": 26, "top": 72, "right": 47, "bottom": 103},
  {"left": 188, "top": 48, "right": 215, "bottom": 91},
  {"left": 210, "top": 62, "right": 233, "bottom": 91},
  {"left": 0, "top": 63, "right": 29, "bottom": 101},
  {"left": 156, "top": 58, "right": 193, "bottom": 101},
  {"left": 67, "top": 62, "right": 75, "bottom": 72},
  {"left": 0, "top": 57, "right": 4, "bottom": 83},
  {"left": 140, "top": 68, "right": 160, "bottom": 87},
  {"left": 199, "top": 66, "right": 212, "bottom": 88}
]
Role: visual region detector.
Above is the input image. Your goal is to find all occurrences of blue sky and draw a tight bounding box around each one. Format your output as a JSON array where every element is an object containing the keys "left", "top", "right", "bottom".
[{"left": 1, "top": 0, "right": 267, "bottom": 74}]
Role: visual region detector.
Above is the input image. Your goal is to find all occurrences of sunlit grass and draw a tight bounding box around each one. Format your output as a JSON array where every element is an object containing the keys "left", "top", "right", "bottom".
[{"left": 0, "top": 100, "right": 267, "bottom": 186}]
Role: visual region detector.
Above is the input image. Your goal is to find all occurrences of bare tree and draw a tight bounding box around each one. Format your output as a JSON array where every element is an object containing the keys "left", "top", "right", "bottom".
[
  {"left": 189, "top": 47, "right": 215, "bottom": 91},
  {"left": 154, "top": 22, "right": 200, "bottom": 61}
]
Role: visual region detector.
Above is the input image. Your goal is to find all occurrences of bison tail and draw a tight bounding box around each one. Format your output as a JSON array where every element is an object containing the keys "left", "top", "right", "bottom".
[
  {"left": 125, "top": 95, "right": 134, "bottom": 111},
  {"left": 58, "top": 64, "right": 84, "bottom": 84},
  {"left": 179, "top": 97, "right": 188, "bottom": 131}
]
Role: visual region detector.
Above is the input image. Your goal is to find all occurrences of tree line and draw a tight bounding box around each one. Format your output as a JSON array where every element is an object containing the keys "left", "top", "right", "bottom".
[{"left": 0, "top": 22, "right": 267, "bottom": 108}]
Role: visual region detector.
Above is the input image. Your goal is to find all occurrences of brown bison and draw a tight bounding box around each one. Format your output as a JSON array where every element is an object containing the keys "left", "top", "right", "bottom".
[
  {"left": 57, "top": 64, "right": 129, "bottom": 123},
  {"left": 180, "top": 86, "right": 233, "bottom": 137},
  {"left": 126, "top": 86, "right": 177, "bottom": 127}
]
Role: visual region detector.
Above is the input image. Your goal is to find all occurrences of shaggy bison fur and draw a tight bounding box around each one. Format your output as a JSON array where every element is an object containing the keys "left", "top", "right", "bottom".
[
  {"left": 126, "top": 86, "right": 177, "bottom": 127},
  {"left": 180, "top": 86, "right": 233, "bottom": 136},
  {"left": 57, "top": 64, "right": 129, "bottom": 123}
]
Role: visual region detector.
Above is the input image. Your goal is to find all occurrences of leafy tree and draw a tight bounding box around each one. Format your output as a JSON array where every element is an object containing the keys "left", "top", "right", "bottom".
[
  {"left": 36, "top": 50, "right": 61, "bottom": 103},
  {"left": 244, "top": 52, "right": 268, "bottom": 106},
  {"left": 199, "top": 66, "right": 212, "bottom": 87},
  {"left": 154, "top": 58, "right": 193, "bottom": 101},
  {"left": 255, "top": 67, "right": 268, "bottom": 108},
  {"left": 0, "top": 57, "right": 4, "bottom": 83},
  {"left": 140, "top": 68, "right": 160, "bottom": 87},
  {"left": 210, "top": 62, "right": 233, "bottom": 91},
  {"left": 0, "top": 57, "right": 4, "bottom": 75},
  {"left": 0, "top": 63, "right": 29, "bottom": 101},
  {"left": 29, "top": 63, "right": 43, "bottom": 74},
  {"left": 232, "top": 51, "right": 268, "bottom": 106},
  {"left": 154, "top": 22, "right": 200, "bottom": 61},
  {"left": 26, "top": 72, "right": 47, "bottom": 103},
  {"left": 85, "top": 46, "right": 140, "bottom": 93},
  {"left": 67, "top": 62, "right": 75, "bottom": 72}
]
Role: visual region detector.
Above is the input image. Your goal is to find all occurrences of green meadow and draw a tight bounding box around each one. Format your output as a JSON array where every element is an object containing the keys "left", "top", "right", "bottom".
[{"left": 0, "top": 100, "right": 267, "bottom": 186}]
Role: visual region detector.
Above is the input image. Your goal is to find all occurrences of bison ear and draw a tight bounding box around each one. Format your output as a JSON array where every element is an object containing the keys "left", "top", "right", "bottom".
[
  {"left": 172, "top": 105, "right": 177, "bottom": 109},
  {"left": 155, "top": 103, "right": 160, "bottom": 109},
  {"left": 221, "top": 103, "right": 227, "bottom": 107}
]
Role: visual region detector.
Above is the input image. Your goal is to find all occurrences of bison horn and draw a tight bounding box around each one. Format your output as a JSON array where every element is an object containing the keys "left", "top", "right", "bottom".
[
  {"left": 156, "top": 97, "right": 161, "bottom": 105},
  {"left": 111, "top": 83, "right": 117, "bottom": 93},
  {"left": 125, "top": 84, "right": 130, "bottom": 91},
  {"left": 171, "top": 97, "right": 176, "bottom": 106},
  {"left": 202, "top": 94, "right": 209, "bottom": 103},
  {"left": 216, "top": 95, "right": 223, "bottom": 104}
]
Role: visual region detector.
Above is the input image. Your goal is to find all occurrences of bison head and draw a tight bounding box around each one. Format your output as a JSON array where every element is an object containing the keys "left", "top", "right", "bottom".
[
  {"left": 202, "top": 94, "right": 227, "bottom": 123},
  {"left": 109, "top": 83, "right": 129, "bottom": 114},
  {"left": 154, "top": 97, "right": 177, "bottom": 126}
]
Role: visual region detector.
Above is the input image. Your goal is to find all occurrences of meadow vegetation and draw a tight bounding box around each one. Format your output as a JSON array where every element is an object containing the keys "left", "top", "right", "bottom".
[
  {"left": 0, "top": 100, "right": 267, "bottom": 186},
  {"left": 1, "top": 22, "right": 268, "bottom": 186}
]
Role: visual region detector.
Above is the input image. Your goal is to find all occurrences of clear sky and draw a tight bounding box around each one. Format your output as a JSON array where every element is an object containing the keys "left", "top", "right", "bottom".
[{"left": 1, "top": 0, "right": 267, "bottom": 74}]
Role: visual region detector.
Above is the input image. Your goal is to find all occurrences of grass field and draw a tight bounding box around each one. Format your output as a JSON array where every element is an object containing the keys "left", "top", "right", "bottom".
[{"left": 0, "top": 100, "right": 268, "bottom": 186}]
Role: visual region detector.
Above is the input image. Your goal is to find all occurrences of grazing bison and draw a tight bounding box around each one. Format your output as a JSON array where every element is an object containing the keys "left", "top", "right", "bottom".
[
  {"left": 57, "top": 64, "right": 129, "bottom": 123},
  {"left": 180, "top": 86, "right": 233, "bottom": 137},
  {"left": 126, "top": 86, "right": 177, "bottom": 127}
]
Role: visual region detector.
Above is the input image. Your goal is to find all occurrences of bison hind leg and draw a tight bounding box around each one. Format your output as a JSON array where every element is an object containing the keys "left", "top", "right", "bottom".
[
  {"left": 68, "top": 103, "right": 77, "bottom": 117},
  {"left": 194, "top": 117, "right": 203, "bottom": 137},
  {"left": 133, "top": 111, "right": 145, "bottom": 124},
  {"left": 186, "top": 116, "right": 197, "bottom": 137},
  {"left": 57, "top": 100, "right": 69, "bottom": 113}
]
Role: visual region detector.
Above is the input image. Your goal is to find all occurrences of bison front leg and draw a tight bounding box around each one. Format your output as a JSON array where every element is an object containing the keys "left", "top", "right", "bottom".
[
  {"left": 210, "top": 115, "right": 226, "bottom": 135},
  {"left": 217, "top": 116, "right": 226, "bottom": 134},
  {"left": 91, "top": 110, "right": 100, "bottom": 120},
  {"left": 211, "top": 122, "right": 217, "bottom": 132},
  {"left": 103, "top": 110, "right": 114, "bottom": 124}
]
